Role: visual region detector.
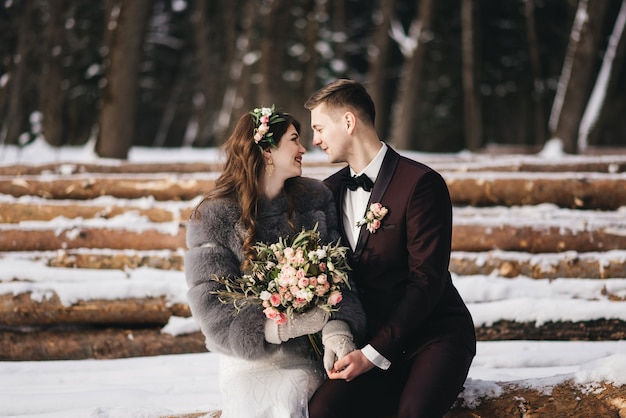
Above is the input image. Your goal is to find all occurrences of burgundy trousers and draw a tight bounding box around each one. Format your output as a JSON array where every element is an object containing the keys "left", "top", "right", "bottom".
[{"left": 308, "top": 338, "right": 474, "bottom": 418}]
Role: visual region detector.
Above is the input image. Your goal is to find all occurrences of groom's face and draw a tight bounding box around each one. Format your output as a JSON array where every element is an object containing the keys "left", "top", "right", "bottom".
[{"left": 310, "top": 104, "right": 350, "bottom": 164}]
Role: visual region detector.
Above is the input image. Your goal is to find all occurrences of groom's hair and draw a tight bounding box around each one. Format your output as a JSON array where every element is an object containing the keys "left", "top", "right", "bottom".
[{"left": 305, "top": 79, "right": 376, "bottom": 127}]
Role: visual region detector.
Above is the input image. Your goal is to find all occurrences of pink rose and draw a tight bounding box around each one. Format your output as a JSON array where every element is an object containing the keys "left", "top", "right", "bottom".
[
  {"left": 368, "top": 219, "right": 381, "bottom": 232},
  {"left": 269, "top": 293, "right": 281, "bottom": 307},
  {"left": 328, "top": 291, "right": 343, "bottom": 305},
  {"left": 275, "top": 312, "right": 287, "bottom": 324},
  {"left": 263, "top": 307, "right": 279, "bottom": 319},
  {"left": 263, "top": 307, "right": 288, "bottom": 324}
]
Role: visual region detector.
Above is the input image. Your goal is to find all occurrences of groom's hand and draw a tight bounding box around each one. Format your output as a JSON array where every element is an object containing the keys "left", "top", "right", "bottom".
[{"left": 327, "top": 349, "right": 375, "bottom": 381}]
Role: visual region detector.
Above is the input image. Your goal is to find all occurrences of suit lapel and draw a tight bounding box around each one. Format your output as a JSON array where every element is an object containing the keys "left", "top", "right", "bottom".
[
  {"left": 352, "top": 147, "right": 400, "bottom": 260},
  {"left": 328, "top": 166, "right": 351, "bottom": 246}
]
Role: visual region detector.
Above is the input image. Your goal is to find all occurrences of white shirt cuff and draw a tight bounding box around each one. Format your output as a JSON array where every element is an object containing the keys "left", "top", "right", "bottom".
[{"left": 361, "top": 344, "right": 391, "bottom": 370}]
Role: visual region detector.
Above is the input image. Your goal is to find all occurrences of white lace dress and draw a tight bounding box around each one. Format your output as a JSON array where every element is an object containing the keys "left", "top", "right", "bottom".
[{"left": 219, "top": 349, "right": 325, "bottom": 418}]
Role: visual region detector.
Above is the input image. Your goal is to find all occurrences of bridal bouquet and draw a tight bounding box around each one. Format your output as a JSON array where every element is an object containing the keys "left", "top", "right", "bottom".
[{"left": 212, "top": 226, "right": 351, "bottom": 324}]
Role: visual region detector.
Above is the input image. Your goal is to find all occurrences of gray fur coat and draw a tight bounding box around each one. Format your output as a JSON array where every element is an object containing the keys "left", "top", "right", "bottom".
[{"left": 185, "top": 177, "right": 366, "bottom": 361}]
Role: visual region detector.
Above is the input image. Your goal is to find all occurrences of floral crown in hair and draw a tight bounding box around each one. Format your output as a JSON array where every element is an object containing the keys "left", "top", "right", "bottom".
[{"left": 249, "top": 105, "right": 285, "bottom": 148}]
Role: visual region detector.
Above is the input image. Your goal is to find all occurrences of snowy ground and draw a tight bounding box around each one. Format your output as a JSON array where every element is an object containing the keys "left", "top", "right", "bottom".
[
  {"left": 1, "top": 140, "right": 625, "bottom": 417},
  {"left": 0, "top": 341, "right": 625, "bottom": 418}
]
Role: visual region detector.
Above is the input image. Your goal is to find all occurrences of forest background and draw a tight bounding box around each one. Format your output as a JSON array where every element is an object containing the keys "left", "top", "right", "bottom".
[{"left": 1, "top": 0, "right": 625, "bottom": 159}]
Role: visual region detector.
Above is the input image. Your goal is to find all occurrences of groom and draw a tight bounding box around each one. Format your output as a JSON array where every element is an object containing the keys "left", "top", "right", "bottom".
[{"left": 306, "top": 79, "right": 476, "bottom": 418}]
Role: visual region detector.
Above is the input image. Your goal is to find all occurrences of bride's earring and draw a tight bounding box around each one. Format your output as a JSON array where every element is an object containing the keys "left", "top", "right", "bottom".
[{"left": 265, "top": 157, "right": 274, "bottom": 176}]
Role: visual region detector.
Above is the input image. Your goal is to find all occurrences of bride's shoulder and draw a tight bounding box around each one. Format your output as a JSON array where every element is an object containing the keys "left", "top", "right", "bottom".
[
  {"left": 190, "top": 197, "right": 240, "bottom": 227},
  {"left": 291, "top": 177, "right": 333, "bottom": 205}
]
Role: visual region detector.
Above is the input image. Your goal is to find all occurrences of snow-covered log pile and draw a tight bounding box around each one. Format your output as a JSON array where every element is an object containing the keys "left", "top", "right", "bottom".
[{"left": 1, "top": 153, "right": 625, "bottom": 416}]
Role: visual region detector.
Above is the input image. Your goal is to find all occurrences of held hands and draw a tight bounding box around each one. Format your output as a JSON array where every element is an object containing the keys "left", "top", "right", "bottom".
[
  {"left": 265, "top": 306, "right": 330, "bottom": 344},
  {"left": 322, "top": 320, "right": 357, "bottom": 371},
  {"left": 327, "top": 349, "right": 375, "bottom": 381}
]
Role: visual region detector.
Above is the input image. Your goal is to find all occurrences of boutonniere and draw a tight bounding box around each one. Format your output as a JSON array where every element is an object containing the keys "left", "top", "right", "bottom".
[{"left": 356, "top": 202, "right": 388, "bottom": 233}]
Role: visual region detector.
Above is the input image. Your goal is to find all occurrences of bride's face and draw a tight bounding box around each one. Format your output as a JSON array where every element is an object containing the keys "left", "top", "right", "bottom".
[{"left": 269, "top": 124, "right": 306, "bottom": 180}]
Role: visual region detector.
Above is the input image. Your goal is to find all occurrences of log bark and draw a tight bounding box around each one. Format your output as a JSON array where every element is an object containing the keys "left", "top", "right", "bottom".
[
  {"left": 445, "top": 383, "right": 626, "bottom": 418},
  {"left": 12, "top": 249, "right": 624, "bottom": 279},
  {"left": 0, "top": 158, "right": 623, "bottom": 176},
  {"left": 0, "top": 176, "right": 215, "bottom": 201},
  {"left": 0, "top": 326, "right": 205, "bottom": 361},
  {"left": 2, "top": 221, "right": 624, "bottom": 253},
  {"left": 45, "top": 251, "right": 185, "bottom": 271},
  {"left": 0, "top": 227, "right": 186, "bottom": 251},
  {"left": 0, "top": 292, "right": 185, "bottom": 327},
  {"left": 450, "top": 251, "right": 626, "bottom": 279},
  {"left": 0, "top": 201, "right": 186, "bottom": 223},
  {"left": 445, "top": 174, "right": 626, "bottom": 209},
  {"left": 166, "top": 383, "right": 626, "bottom": 418},
  {"left": 475, "top": 319, "right": 626, "bottom": 341},
  {"left": 440, "top": 159, "right": 626, "bottom": 173},
  {"left": 3, "top": 172, "right": 625, "bottom": 209},
  {"left": 452, "top": 224, "right": 626, "bottom": 253},
  {"left": 0, "top": 162, "right": 225, "bottom": 176}
]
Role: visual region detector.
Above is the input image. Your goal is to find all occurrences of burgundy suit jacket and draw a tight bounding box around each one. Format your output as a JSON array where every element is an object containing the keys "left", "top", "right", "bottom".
[{"left": 324, "top": 146, "right": 476, "bottom": 363}]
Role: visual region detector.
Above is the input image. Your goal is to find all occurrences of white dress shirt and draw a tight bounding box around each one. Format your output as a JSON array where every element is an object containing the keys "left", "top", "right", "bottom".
[{"left": 343, "top": 142, "right": 391, "bottom": 370}]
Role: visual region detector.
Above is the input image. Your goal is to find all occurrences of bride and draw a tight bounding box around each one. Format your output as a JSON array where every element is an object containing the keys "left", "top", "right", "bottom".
[{"left": 184, "top": 106, "right": 365, "bottom": 417}]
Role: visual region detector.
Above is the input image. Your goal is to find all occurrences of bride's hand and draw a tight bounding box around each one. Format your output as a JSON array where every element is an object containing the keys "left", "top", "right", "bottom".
[{"left": 327, "top": 349, "right": 375, "bottom": 381}]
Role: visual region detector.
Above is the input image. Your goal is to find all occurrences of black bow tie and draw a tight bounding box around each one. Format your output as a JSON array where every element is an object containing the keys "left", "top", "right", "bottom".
[{"left": 342, "top": 173, "right": 374, "bottom": 192}]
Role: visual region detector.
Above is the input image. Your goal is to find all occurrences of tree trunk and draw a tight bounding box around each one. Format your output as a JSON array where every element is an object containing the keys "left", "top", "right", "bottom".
[
  {"left": 389, "top": 0, "right": 435, "bottom": 150},
  {"left": 213, "top": 0, "right": 256, "bottom": 142},
  {"left": 524, "top": 0, "right": 547, "bottom": 147},
  {"left": 461, "top": 0, "right": 482, "bottom": 151},
  {"left": 188, "top": 0, "right": 212, "bottom": 147},
  {"left": 39, "top": 0, "right": 65, "bottom": 147},
  {"left": 367, "top": 0, "right": 396, "bottom": 139},
  {"left": 96, "top": 0, "right": 151, "bottom": 159},
  {"left": 2, "top": 1, "right": 37, "bottom": 146},
  {"left": 190, "top": 0, "right": 234, "bottom": 147},
  {"left": 578, "top": 0, "right": 626, "bottom": 151},
  {"left": 259, "top": 0, "right": 290, "bottom": 106},
  {"left": 548, "top": 0, "right": 611, "bottom": 153}
]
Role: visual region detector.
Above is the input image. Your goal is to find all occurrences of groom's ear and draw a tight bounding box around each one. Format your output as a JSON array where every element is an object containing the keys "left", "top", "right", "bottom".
[{"left": 344, "top": 112, "right": 356, "bottom": 134}]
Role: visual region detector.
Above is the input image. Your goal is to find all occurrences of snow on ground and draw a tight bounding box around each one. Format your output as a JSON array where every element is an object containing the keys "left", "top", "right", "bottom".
[
  {"left": 0, "top": 342, "right": 624, "bottom": 418},
  {"left": 1, "top": 140, "right": 625, "bottom": 417}
]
